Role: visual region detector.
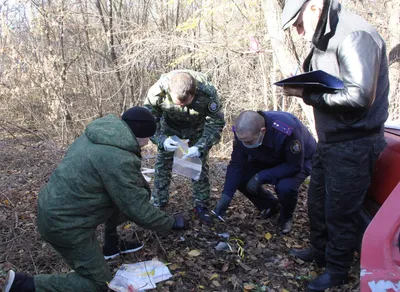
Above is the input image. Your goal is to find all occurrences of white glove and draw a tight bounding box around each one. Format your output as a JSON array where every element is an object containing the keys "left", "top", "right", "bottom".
[
  {"left": 182, "top": 146, "right": 200, "bottom": 159},
  {"left": 163, "top": 137, "right": 179, "bottom": 152}
]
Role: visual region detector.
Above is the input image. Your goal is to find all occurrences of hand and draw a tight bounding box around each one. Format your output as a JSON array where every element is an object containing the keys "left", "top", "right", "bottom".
[
  {"left": 246, "top": 173, "right": 261, "bottom": 195},
  {"left": 182, "top": 146, "right": 200, "bottom": 159},
  {"left": 163, "top": 137, "right": 179, "bottom": 152},
  {"left": 212, "top": 194, "right": 232, "bottom": 219},
  {"left": 282, "top": 86, "right": 304, "bottom": 97},
  {"left": 172, "top": 214, "right": 188, "bottom": 230}
]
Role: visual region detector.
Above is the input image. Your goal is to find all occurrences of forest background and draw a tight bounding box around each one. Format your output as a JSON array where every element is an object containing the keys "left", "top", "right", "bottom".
[
  {"left": 0, "top": 1, "right": 399, "bottom": 291},
  {"left": 1, "top": 0, "right": 399, "bottom": 153}
]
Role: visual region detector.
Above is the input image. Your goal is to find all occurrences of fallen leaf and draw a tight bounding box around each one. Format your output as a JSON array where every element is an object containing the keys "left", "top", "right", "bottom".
[
  {"left": 281, "top": 289, "right": 289, "bottom": 292},
  {"left": 310, "top": 271, "right": 318, "bottom": 277},
  {"left": 123, "top": 224, "right": 131, "bottom": 230},
  {"left": 209, "top": 273, "right": 218, "bottom": 280},
  {"left": 264, "top": 232, "right": 272, "bottom": 240},
  {"left": 278, "top": 258, "right": 292, "bottom": 268},
  {"left": 222, "top": 262, "right": 229, "bottom": 272},
  {"left": 238, "top": 261, "right": 252, "bottom": 271},
  {"left": 212, "top": 280, "right": 220, "bottom": 287},
  {"left": 198, "top": 285, "right": 205, "bottom": 289},
  {"left": 169, "top": 263, "right": 179, "bottom": 271},
  {"left": 188, "top": 250, "right": 201, "bottom": 257},
  {"left": 244, "top": 283, "right": 255, "bottom": 291}
]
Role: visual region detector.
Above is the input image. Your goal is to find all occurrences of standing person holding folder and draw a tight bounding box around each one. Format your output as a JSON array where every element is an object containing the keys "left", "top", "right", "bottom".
[{"left": 280, "top": 0, "right": 389, "bottom": 291}]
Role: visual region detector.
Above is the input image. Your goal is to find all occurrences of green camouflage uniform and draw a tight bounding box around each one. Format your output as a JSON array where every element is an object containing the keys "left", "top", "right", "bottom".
[
  {"left": 144, "top": 70, "right": 225, "bottom": 207},
  {"left": 34, "top": 115, "right": 175, "bottom": 292}
]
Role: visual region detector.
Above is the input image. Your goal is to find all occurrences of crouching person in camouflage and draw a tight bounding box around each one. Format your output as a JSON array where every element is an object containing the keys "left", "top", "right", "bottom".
[
  {"left": 4, "top": 107, "right": 188, "bottom": 292},
  {"left": 144, "top": 70, "right": 225, "bottom": 225}
]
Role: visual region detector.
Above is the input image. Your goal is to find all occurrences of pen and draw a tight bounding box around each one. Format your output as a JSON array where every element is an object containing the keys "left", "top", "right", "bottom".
[
  {"left": 168, "top": 136, "right": 187, "bottom": 154},
  {"left": 211, "top": 210, "right": 226, "bottom": 222}
]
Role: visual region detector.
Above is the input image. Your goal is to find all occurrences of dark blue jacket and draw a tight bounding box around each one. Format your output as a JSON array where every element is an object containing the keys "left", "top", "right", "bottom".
[{"left": 223, "top": 111, "right": 316, "bottom": 198}]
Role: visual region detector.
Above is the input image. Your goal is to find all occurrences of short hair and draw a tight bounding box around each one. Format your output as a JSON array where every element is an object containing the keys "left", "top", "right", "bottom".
[
  {"left": 235, "top": 111, "right": 265, "bottom": 136},
  {"left": 169, "top": 72, "right": 196, "bottom": 102}
]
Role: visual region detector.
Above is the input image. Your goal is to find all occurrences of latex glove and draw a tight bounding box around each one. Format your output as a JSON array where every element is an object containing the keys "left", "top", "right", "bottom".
[
  {"left": 182, "top": 146, "right": 200, "bottom": 159},
  {"left": 246, "top": 173, "right": 261, "bottom": 195},
  {"left": 172, "top": 214, "right": 189, "bottom": 230},
  {"left": 212, "top": 194, "right": 232, "bottom": 221},
  {"left": 163, "top": 137, "right": 179, "bottom": 152}
]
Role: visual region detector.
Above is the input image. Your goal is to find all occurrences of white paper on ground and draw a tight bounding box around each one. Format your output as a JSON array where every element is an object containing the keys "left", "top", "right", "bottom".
[{"left": 108, "top": 260, "right": 172, "bottom": 292}]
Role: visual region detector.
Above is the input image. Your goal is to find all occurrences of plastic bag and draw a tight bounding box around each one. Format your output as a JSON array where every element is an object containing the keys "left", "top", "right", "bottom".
[
  {"left": 108, "top": 260, "right": 172, "bottom": 292},
  {"left": 171, "top": 136, "right": 202, "bottom": 181}
]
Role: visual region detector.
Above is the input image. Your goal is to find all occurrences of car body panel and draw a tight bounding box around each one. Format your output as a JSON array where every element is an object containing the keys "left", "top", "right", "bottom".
[{"left": 360, "top": 123, "right": 400, "bottom": 291}]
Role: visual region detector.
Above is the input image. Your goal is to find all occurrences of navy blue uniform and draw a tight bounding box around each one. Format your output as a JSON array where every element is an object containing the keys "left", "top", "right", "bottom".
[{"left": 223, "top": 111, "right": 316, "bottom": 221}]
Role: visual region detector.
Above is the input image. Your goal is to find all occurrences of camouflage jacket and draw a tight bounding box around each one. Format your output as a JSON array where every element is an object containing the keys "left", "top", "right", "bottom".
[
  {"left": 37, "top": 115, "right": 174, "bottom": 245},
  {"left": 144, "top": 69, "right": 225, "bottom": 153}
]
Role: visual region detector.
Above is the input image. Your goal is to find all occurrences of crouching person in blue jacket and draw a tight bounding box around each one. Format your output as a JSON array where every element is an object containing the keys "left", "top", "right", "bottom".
[{"left": 213, "top": 110, "right": 316, "bottom": 234}]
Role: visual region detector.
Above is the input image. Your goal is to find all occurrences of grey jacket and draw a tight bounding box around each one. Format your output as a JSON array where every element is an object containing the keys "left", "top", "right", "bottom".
[{"left": 302, "top": 0, "right": 389, "bottom": 143}]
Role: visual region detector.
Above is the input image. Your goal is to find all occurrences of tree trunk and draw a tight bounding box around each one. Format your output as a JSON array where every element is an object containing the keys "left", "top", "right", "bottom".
[{"left": 261, "top": 0, "right": 316, "bottom": 138}]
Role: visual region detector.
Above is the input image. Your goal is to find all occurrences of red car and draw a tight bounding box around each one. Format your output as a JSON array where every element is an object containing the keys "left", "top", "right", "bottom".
[{"left": 360, "top": 123, "right": 400, "bottom": 291}]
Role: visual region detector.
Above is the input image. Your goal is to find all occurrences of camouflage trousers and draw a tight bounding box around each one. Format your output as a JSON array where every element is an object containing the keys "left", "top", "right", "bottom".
[
  {"left": 33, "top": 211, "right": 126, "bottom": 292},
  {"left": 33, "top": 233, "right": 111, "bottom": 292},
  {"left": 151, "top": 147, "right": 210, "bottom": 208},
  {"left": 308, "top": 135, "right": 386, "bottom": 275}
]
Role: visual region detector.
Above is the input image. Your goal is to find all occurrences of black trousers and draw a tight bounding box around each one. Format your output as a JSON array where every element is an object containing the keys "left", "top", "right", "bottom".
[
  {"left": 308, "top": 134, "right": 386, "bottom": 274},
  {"left": 238, "top": 159, "right": 312, "bottom": 222}
]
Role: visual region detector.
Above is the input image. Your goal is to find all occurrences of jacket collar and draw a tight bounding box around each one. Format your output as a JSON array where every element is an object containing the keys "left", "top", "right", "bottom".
[
  {"left": 257, "top": 111, "right": 273, "bottom": 148},
  {"left": 311, "top": 0, "right": 340, "bottom": 51}
]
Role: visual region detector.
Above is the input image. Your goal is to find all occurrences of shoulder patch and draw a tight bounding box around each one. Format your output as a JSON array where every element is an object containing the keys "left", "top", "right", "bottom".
[
  {"left": 290, "top": 140, "right": 301, "bottom": 154},
  {"left": 208, "top": 100, "right": 219, "bottom": 113},
  {"left": 272, "top": 120, "right": 293, "bottom": 136}
]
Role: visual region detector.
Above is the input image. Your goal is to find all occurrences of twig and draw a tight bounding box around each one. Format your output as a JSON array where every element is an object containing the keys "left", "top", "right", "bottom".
[
  {"left": 29, "top": 251, "right": 38, "bottom": 275},
  {"left": 1, "top": 235, "right": 24, "bottom": 246},
  {"left": 152, "top": 232, "right": 167, "bottom": 256},
  {"left": 0, "top": 119, "right": 47, "bottom": 141},
  {"left": 0, "top": 125, "right": 29, "bottom": 147},
  {"left": 14, "top": 211, "right": 18, "bottom": 230}
]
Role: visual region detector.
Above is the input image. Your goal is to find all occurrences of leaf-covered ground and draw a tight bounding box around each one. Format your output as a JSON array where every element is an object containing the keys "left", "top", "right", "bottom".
[{"left": 0, "top": 133, "right": 361, "bottom": 291}]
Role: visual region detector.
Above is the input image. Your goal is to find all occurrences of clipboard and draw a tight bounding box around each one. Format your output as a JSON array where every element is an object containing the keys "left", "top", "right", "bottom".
[{"left": 274, "top": 70, "right": 344, "bottom": 90}]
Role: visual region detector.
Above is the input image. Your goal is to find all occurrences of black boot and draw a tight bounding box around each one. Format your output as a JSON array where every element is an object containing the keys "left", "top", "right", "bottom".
[
  {"left": 103, "top": 228, "right": 143, "bottom": 260},
  {"left": 289, "top": 247, "right": 326, "bottom": 267},
  {"left": 4, "top": 270, "right": 35, "bottom": 292},
  {"left": 307, "top": 271, "right": 348, "bottom": 291}
]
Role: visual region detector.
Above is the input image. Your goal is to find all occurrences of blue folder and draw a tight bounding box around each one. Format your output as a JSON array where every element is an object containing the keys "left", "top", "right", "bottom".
[{"left": 274, "top": 70, "right": 344, "bottom": 90}]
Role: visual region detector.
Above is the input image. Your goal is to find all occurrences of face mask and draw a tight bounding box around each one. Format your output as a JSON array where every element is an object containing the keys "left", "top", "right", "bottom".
[{"left": 242, "top": 131, "right": 264, "bottom": 149}]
